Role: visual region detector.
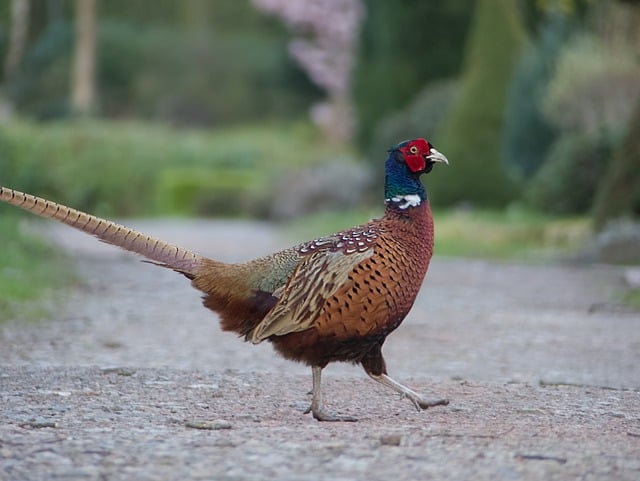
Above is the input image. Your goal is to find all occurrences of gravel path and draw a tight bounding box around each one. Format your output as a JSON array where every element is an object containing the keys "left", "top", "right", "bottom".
[{"left": 1, "top": 219, "right": 639, "bottom": 480}]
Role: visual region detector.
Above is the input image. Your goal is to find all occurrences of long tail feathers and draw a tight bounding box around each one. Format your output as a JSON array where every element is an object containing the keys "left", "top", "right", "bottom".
[{"left": 0, "top": 186, "right": 203, "bottom": 276}]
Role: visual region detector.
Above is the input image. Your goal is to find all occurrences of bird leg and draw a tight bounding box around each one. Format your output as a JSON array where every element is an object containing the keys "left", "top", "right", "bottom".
[
  {"left": 367, "top": 372, "right": 449, "bottom": 411},
  {"left": 304, "top": 366, "right": 357, "bottom": 422}
]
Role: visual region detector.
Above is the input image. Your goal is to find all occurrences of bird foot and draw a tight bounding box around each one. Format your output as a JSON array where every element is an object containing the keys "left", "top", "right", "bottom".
[
  {"left": 306, "top": 366, "right": 358, "bottom": 422},
  {"left": 303, "top": 403, "right": 358, "bottom": 422},
  {"left": 368, "top": 373, "right": 449, "bottom": 412},
  {"left": 405, "top": 393, "right": 450, "bottom": 411}
]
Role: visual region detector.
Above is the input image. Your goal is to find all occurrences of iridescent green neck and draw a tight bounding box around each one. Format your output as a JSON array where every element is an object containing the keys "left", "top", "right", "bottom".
[{"left": 384, "top": 151, "right": 427, "bottom": 209}]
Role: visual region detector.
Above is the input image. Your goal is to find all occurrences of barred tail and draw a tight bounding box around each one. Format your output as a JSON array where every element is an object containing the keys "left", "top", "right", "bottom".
[{"left": 0, "top": 186, "right": 203, "bottom": 276}]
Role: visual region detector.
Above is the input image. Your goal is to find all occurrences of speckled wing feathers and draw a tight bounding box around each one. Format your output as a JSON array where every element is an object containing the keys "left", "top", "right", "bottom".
[
  {"left": 250, "top": 247, "right": 373, "bottom": 343},
  {"left": 248, "top": 225, "right": 381, "bottom": 342}
]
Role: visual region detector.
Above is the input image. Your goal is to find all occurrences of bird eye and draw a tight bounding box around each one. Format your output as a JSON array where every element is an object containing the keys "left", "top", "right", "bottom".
[{"left": 409, "top": 145, "right": 419, "bottom": 154}]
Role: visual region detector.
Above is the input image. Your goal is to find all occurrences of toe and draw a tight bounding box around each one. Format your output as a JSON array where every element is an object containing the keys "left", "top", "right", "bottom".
[
  {"left": 312, "top": 409, "right": 358, "bottom": 422},
  {"left": 416, "top": 397, "right": 449, "bottom": 410}
]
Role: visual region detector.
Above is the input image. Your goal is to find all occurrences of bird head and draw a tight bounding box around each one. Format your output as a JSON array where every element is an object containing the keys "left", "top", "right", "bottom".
[
  {"left": 394, "top": 138, "right": 449, "bottom": 174},
  {"left": 385, "top": 138, "right": 448, "bottom": 208}
]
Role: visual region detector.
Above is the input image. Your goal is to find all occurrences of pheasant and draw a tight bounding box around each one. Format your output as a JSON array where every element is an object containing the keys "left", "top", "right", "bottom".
[{"left": 0, "top": 138, "right": 448, "bottom": 421}]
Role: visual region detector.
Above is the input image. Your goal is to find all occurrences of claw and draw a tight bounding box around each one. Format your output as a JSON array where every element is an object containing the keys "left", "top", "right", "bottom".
[{"left": 369, "top": 373, "right": 449, "bottom": 411}]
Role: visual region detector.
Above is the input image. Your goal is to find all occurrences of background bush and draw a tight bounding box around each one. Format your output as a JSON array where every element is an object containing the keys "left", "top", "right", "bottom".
[
  {"left": 541, "top": 33, "right": 640, "bottom": 135},
  {"left": 367, "top": 79, "right": 458, "bottom": 162},
  {"left": 524, "top": 132, "right": 615, "bottom": 215},
  {"left": 5, "top": 20, "right": 74, "bottom": 119},
  {"left": 364, "top": 79, "right": 458, "bottom": 188},
  {"left": 0, "top": 120, "right": 341, "bottom": 218},
  {"left": 353, "top": 0, "right": 472, "bottom": 148},
  {"left": 502, "top": 13, "right": 574, "bottom": 180},
  {"left": 428, "top": 0, "right": 526, "bottom": 207},
  {"left": 3, "top": 5, "right": 320, "bottom": 125},
  {"left": 593, "top": 98, "right": 640, "bottom": 230}
]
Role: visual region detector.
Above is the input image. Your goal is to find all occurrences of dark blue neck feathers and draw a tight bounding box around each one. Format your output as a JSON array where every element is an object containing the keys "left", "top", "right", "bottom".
[{"left": 384, "top": 149, "right": 427, "bottom": 203}]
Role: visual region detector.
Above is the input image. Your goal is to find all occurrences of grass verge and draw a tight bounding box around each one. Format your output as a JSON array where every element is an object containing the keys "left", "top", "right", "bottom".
[
  {"left": 0, "top": 214, "right": 76, "bottom": 322},
  {"left": 620, "top": 289, "right": 640, "bottom": 310}
]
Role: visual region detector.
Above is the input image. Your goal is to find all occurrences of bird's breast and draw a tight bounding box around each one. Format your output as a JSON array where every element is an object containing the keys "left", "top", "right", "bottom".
[{"left": 314, "top": 207, "right": 434, "bottom": 340}]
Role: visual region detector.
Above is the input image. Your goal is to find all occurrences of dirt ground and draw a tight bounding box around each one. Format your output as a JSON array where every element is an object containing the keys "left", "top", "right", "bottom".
[{"left": 1, "top": 219, "right": 639, "bottom": 481}]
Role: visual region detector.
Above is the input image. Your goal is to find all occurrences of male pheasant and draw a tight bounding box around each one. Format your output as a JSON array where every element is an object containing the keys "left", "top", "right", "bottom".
[{"left": 0, "top": 138, "right": 448, "bottom": 421}]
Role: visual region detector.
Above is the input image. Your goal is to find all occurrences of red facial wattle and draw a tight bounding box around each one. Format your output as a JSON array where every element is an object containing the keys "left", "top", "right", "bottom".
[
  {"left": 404, "top": 153, "right": 426, "bottom": 173},
  {"left": 400, "top": 138, "right": 431, "bottom": 173}
]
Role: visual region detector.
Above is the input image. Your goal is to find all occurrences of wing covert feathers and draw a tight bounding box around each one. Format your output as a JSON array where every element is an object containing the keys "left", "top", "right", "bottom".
[
  {"left": 250, "top": 249, "right": 373, "bottom": 343},
  {"left": 0, "top": 186, "right": 203, "bottom": 275}
]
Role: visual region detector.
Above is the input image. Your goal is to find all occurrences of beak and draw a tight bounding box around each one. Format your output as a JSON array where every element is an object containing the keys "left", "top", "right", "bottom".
[{"left": 427, "top": 148, "right": 449, "bottom": 165}]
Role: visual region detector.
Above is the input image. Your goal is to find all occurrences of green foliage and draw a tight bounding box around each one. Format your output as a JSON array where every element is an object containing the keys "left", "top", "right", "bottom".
[
  {"left": 2, "top": 4, "right": 320, "bottom": 125},
  {"left": 353, "top": 0, "right": 473, "bottom": 147},
  {"left": 365, "top": 79, "right": 458, "bottom": 184},
  {"left": 0, "top": 119, "right": 336, "bottom": 217},
  {"left": 0, "top": 214, "right": 75, "bottom": 322},
  {"left": 1, "top": 120, "right": 175, "bottom": 216},
  {"left": 117, "top": 24, "right": 319, "bottom": 126},
  {"left": 433, "top": 208, "right": 589, "bottom": 260},
  {"left": 541, "top": 33, "right": 640, "bottom": 134},
  {"left": 620, "top": 289, "right": 640, "bottom": 311},
  {"left": 155, "top": 167, "right": 270, "bottom": 218},
  {"left": 368, "top": 80, "right": 458, "bottom": 158},
  {"left": 429, "top": 0, "right": 527, "bottom": 207},
  {"left": 525, "top": 132, "right": 615, "bottom": 215},
  {"left": 6, "top": 20, "right": 74, "bottom": 119},
  {"left": 526, "top": 10, "right": 640, "bottom": 222},
  {"left": 502, "top": 13, "right": 574, "bottom": 179},
  {"left": 97, "top": 21, "right": 145, "bottom": 117},
  {"left": 0, "top": 26, "right": 7, "bottom": 78},
  {"left": 593, "top": 99, "right": 640, "bottom": 230}
]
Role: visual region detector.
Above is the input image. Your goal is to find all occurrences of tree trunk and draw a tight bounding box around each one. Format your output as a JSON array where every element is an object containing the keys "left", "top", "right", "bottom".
[
  {"left": 3, "top": 0, "right": 30, "bottom": 82},
  {"left": 71, "top": 0, "right": 98, "bottom": 116},
  {"left": 1, "top": 0, "right": 30, "bottom": 121},
  {"left": 592, "top": 98, "right": 640, "bottom": 230}
]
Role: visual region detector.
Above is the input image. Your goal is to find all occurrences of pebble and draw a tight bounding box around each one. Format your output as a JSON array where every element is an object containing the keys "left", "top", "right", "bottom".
[
  {"left": 379, "top": 434, "right": 402, "bottom": 446},
  {"left": 185, "top": 419, "right": 232, "bottom": 430}
]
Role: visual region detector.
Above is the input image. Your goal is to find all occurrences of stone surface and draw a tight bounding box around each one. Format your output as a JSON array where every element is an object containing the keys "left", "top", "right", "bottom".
[{"left": 1, "top": 219, "right": 639, "bottom": 480}]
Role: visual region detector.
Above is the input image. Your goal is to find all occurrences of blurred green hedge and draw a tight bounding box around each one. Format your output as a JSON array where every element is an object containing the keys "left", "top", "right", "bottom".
[
  {"left": 429, "top": 0, "right": 526, "bottom": 207},
  {"left": 524, "top": 132, "right": 615, "bottom": 215},
  {"left": 5, "top": 14, "right": 320, "bottom": 124},
  {"left": 0, "top": 120, "right": 327, "bottom": 217}
]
